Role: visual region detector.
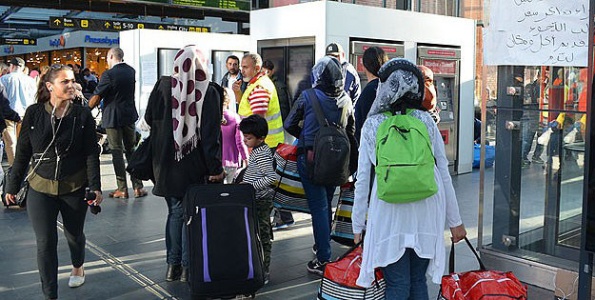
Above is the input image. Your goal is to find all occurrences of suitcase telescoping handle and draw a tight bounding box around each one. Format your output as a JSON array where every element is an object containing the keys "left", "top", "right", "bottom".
[{"left": 449, "top": 237, "right": 486, "bottom": 274}]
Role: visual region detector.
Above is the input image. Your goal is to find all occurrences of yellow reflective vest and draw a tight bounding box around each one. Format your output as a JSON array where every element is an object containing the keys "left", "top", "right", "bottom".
[{"left": 238, "top": 75, "right": 285, "bottom": 147}]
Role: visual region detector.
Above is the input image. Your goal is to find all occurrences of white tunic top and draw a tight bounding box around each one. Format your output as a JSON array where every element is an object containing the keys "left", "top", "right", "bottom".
[{"left": 351, "top": 109, "right": 463, "bottom": 287}]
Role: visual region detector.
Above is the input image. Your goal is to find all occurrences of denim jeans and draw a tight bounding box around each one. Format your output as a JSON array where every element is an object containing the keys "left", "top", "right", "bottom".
[
  {"left": 382, "top": 248, "right": 430, "bottom": 300},
  {"left": 165, "top": 197, "right": 188, "bottom": 267},
  {"left": 297, "top": 153, "right": 335, "bottom": 262}
]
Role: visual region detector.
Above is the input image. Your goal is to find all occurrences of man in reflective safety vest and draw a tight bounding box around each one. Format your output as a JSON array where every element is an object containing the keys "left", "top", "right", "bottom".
[{"left": 238, "top": 53, "right": 285, "bottom": 148}]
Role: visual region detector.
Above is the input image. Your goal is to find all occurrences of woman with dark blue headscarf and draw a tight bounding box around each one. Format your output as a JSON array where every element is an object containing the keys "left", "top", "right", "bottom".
[{"left": 284, "top": 56, "right": 358, "bottom": 275}]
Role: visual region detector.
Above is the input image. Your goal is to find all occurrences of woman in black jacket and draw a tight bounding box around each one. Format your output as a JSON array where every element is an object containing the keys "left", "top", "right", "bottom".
[
  {"left": 5, "top": 64, "right": 102, "bottom": 300},
  {"left": 144, "top": 45, "right": 224, "bottom": 282}
]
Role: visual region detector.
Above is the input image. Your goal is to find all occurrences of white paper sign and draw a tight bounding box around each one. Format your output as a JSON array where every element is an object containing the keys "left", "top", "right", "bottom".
[
  {"left": 484, "top": 1, "right": 589, "bottom": 66},
  {"left": 141, "top": 60, "right": 157, "bottom": 86}
]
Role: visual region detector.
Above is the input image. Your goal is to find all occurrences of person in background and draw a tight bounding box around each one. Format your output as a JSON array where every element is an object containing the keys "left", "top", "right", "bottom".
[
  {"left": 89, "top": 47, "right": 147, "bottom": 199},
  {"left": 221, "top": 55, "right": 245, "bottom": 111},
  {"left": 82, "top": 68, "right": 98, "bottom": 97},
  {"left": 0, "top": 57, "right": 36, "bottom": 165},
  {"left": 262, "top": 59, "right": 295, "bottom": 229},
  {"left": 354, "top": 46, "right": 387, "bottom": 143},
  {"left": 239, "top": 114, "right": 277, "bottom": 284},
  {"left": 0, "top": 63, "right": 9, "bottom": 77},
  {"left": 144, "top": 45, "right": 224, "bottom": 282},
  {"left": 262, "top": 60, "right": 291, "bottom": 124},
  {"left": 0, "top": 82, "right": 22, "bottom": 138},
  {"left": 284, "top": 56, "right": 357, "bottom": 276},
  {"left": 352, "top": 59, "right": 466, "bottom": 299},
  {"left": 418, "top": 65, "right": 440, "bottom": 123},
  {"left": 238, "top": 53, "right": 285, "bottom": 148},
  {"left": 39, "top": 65, "right": 51, "bottom": 79},
  {"left": 73, "top": 83, "right": 88, "bottom": 107},
  {"left": 5, "top": 64, "right": 102, "bottom": 300},
  {"left": 521, "top": 70, "right": 544, "bottom": 166},
  {"left": 29, "top": 69, "right": 40, "bottom": 80},
  {"left": 0, "top": 78, "right": 19, "bottom": 168},
  {"left": 221, "top": 89, "right": 248, "bottom": 184},
  {"left": 326, "top": 42, "right": 361, "bottom": 104}
]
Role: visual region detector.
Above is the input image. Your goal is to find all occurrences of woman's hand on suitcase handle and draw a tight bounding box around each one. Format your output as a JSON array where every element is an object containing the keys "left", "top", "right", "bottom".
[
  {"left": 208, "top": 171, "right": 225, "bottom": 183},
  {"left": 450, "top": 224, "right": 467, "bottom": 243},
  {"left": 353, "top": 233, "right": 362, "bottom": 244},
  {"left": 4, "top": 193, "right": 15, "bottom": 205}
]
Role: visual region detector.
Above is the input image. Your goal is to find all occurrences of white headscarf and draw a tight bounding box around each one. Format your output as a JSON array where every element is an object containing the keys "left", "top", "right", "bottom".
[
  {"left": 367, "top": 58, "right": 423, "bottom": 117},
  {"left": 171, "top": 45, "right": 210, "bottom": 161}
]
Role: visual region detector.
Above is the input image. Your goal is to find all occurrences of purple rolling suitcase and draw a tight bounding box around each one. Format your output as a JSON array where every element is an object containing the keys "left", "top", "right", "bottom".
[{"left": 184, "top": 183, "right": 265, "bottom": 299}]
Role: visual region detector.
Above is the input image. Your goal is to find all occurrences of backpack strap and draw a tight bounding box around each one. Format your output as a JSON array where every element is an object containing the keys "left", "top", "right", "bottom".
[
  {"left": 308, "top": 89, "right": 349, "bottom": 128},
  {"left": 307, "top": 89, "right": 330, "bottom": 127}
]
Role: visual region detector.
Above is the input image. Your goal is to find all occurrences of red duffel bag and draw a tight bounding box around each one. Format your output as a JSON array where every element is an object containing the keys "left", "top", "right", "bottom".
[
  {"left": 438, "top": 238, "right": 527, "bottom": 300},
  {"left": 318, "top": 242, "right": 385, "bottom": 300}
]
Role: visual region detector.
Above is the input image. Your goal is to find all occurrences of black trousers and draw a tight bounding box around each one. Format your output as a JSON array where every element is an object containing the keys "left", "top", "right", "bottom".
[{"left": 27, "top": 187, "right": 87, "bottom": 299}]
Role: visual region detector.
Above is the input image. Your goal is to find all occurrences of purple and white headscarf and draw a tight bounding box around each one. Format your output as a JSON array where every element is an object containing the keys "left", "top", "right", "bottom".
[{"left": 171, "top": 45, "right": 209, "bottom": 161}]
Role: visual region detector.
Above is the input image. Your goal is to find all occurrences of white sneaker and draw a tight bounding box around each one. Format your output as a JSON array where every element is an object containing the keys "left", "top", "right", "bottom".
[{"left": 68, "top": 273, "right": 85, "bottom": 288}]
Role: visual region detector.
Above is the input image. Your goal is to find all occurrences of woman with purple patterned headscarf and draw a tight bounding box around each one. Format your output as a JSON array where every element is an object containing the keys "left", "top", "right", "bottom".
[{"left": 144, "top": 45, "right": 225, "bottom": 282}]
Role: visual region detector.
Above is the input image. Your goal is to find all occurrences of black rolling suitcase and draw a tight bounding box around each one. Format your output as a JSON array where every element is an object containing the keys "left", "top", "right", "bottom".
[{"left": 184, "top": 183, "right": 265, "bottom": 299}]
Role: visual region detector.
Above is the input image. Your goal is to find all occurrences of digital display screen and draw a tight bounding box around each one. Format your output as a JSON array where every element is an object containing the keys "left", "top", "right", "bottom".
[{"left": 132, "top": 0, "right": 250, "bottom": 11}]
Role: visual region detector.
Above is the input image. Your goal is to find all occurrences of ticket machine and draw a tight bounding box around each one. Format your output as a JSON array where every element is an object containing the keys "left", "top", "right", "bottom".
[
  {"left": 350, "top": 40, "right": 404, "bottom": 86},
  {"left": 418, "top": 46, "right": 461, "bottom": 174}
]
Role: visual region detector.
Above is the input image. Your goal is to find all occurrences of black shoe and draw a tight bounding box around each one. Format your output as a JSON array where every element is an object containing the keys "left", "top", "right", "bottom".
[
  {"left": 306, "top": 258, "right": 327, "bottom": 276},
  {"left": 166, "top": 264, "right": 182, "bottom": 282},
  {"left": 180, "top": 267, "right": 189, "bottom": 282},
  {"left": 264, "top": 272, "right": 270, "bottom": 285},
  {"left": 522, "top": 159, "right": 531, "bottom": 167}
]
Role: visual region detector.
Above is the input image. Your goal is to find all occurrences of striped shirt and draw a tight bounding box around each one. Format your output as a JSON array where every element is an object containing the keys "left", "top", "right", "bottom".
[
  {"left": 242, "top": 143, "right": 276, "bottom": 200},
  {"left": 247, "top": 85, "right": 270, "bottom": 115}
]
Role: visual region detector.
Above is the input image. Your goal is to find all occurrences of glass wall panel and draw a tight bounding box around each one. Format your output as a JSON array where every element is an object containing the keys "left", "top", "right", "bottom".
[
  {"left": 85, "top": 48, "right": 109, "bottom": 76},
  {"left": 25, "top": 52, "right": 49, "bottom": 71},
  {"left": 492, "top": 65, "right": 587, "bottom": 261},
  {"left": 50, "top": 49, "right": 82, "bottom": 68}
]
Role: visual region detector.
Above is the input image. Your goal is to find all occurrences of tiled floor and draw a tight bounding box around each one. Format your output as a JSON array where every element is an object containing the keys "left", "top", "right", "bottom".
[{"left": 0, "top": 155, "right": 553, "bottom": 299}]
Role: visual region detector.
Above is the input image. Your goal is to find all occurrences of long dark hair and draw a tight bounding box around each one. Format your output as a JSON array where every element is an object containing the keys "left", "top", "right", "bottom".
[{"left": 36, "top": 64, "right": 73, "bottom": 104}]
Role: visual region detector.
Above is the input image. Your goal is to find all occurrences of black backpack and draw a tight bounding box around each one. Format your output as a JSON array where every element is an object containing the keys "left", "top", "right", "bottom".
[{"left": 307, "top": 89, "right": 350, "bottom": 186}]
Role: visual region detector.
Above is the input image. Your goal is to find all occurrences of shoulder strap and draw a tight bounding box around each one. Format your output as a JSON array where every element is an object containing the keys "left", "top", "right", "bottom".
[{"left": 306, "top": 89, "right": 329, "bottom": 127}]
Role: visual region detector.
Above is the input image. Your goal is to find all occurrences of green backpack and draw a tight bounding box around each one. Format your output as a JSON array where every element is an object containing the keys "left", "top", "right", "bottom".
[{"left": 375, "top": 110, "right": 438, "bottom": 203}]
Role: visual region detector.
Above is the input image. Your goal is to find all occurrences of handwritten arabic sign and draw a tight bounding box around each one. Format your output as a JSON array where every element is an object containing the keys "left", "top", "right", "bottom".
[{"left": 484, "top": 1, "right": 589, "bottom": 66}]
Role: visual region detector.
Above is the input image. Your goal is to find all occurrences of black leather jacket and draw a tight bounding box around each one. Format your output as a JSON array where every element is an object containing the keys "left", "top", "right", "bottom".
[{"left": 6, "top": 102, "right": 101, "bottom": 194}]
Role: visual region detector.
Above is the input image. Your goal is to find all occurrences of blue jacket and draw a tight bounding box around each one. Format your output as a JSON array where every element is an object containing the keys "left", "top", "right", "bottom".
[
  {"left": 284, "top": 88, "right": 358, "bottom": 173},
  {"left": 284, "top": 88, "right": 349, "bottom": 148}
]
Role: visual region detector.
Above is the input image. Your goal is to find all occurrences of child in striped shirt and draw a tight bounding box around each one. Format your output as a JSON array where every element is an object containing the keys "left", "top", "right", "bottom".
[{"left": 239, "top": 114, "right": 276, "bottom": 284}]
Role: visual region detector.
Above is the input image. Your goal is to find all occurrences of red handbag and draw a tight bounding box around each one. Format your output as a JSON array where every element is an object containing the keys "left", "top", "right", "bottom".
[
  {"left": 318, "top": 243, "right": 385, "bottom": 300},
  {"left": 438, "top": 238, "right": 527, "bottom": 300}
]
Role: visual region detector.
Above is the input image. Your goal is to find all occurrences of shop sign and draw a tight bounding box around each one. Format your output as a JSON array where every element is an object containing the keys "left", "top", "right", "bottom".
[
  {"left": 84, "top": 35, "right": 119, "bottom": 46},
  {"left": 0, "top": 38, "right": 36, "bottom": 46},
  {"left": 49, "top": 35, "right": 66, "bottom": 48}
]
